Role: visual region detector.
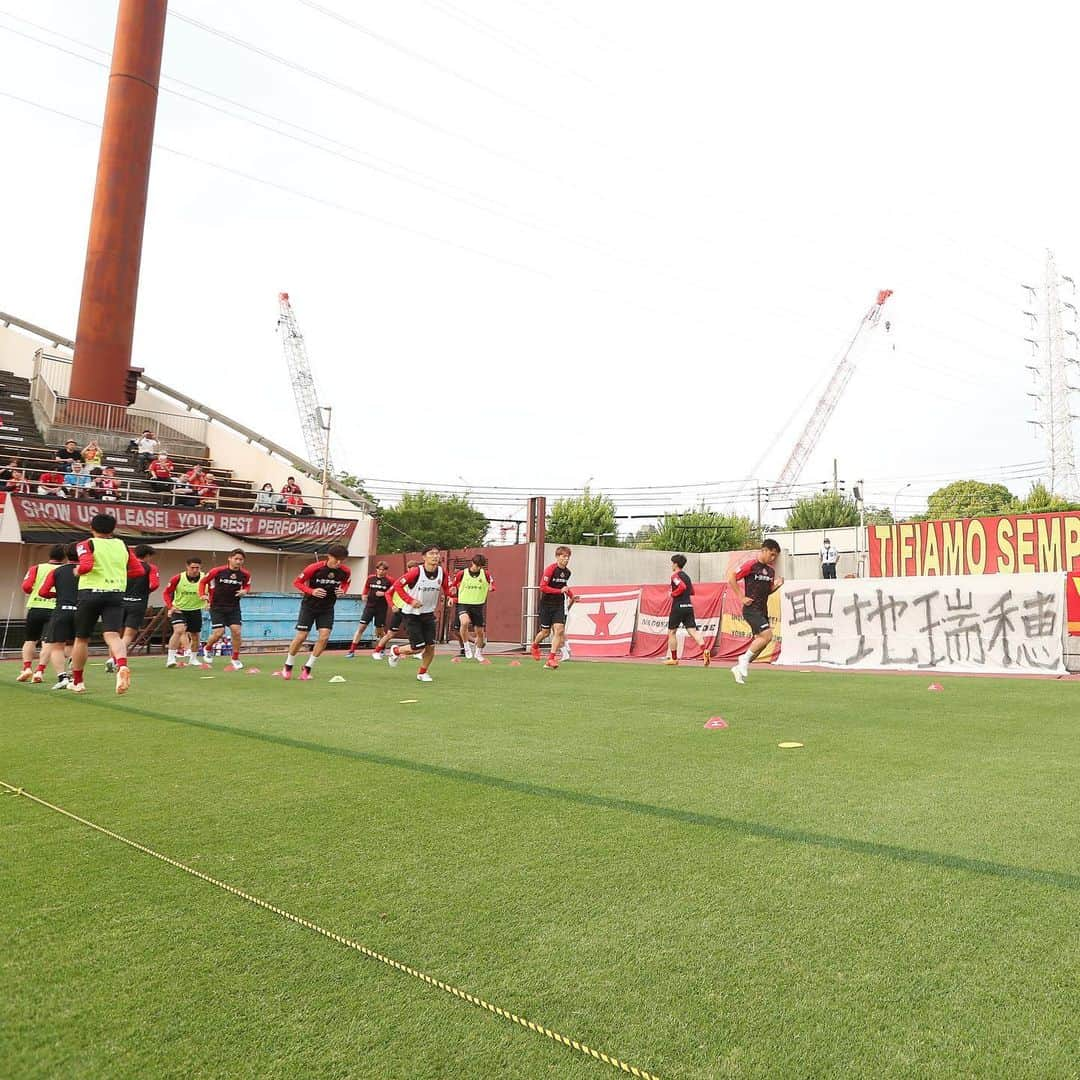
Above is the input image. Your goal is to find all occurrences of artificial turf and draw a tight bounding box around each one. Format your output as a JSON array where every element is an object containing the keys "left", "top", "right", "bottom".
[{"left": 2, "top": 655, "right": 1078, "bottom": 1079}]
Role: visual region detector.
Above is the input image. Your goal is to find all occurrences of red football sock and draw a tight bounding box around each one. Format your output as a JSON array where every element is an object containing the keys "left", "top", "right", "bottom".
[
  {"left": 73, "top": 670, "right": 84, "bottom": 685},
  {"left": 21, "top": 660, "right": 31, "bottom": 671},
  {"left": 232, "top": 649, "right": 240, "bottom": 660},
  {"left": 36, "top": 663, "right": 47, "bottom": 673},
  {"left": 418, "top": 666, "right": 428, "bottom": 675},
  {"left": 670, "top": 648, "right": 677, "bottom": 660},
  {"left": 116, "top": 657, "right": 127, "bottom": 669}
]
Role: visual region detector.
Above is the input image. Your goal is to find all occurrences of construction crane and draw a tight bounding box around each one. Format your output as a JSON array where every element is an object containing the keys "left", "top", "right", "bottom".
[
  {"left": 276, "top": 292, "right": 332, "bottom": 489},
  {"left": 771, "top": 289, "right": 893, "bottom": 500}
]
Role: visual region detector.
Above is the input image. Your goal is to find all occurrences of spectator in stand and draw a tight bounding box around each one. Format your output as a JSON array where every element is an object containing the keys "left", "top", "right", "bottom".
[
  {"left": 93, "top": 466, "right": 122, "bottom": 503},
  {"left": 136, "top": 430, "right": 159, "bottom": 473},
  {"left": 172, "top": 472, "right": 198, "bottom": 507},
  {"left": 282, "top": 477, "right": 302, "bottom": 497},
  {"left": 55, "top": 439, "right": 83, "bottom": 467},
  {"left": 285, "top": 493, "right": 315, "bottom": 517},
  {"left": 183, "top": 463, "right": 207, "bottom": 488},
  {"left": 198, "top": 472, "right": 220, "bottom": 509},
  {"left": 82, "top": 440, "right": 104, "bottom": 470},
  {"left": 146, "top": 451, "right": 174, "bottom": 504},
  {"left": 0, "top": 455, "right": 22, "bottom": 483},
  {"left": 63, "top": 461, "right": 93, "bottom": 500},
  {"left": 5, "top": 468, "right": 32, "bottom": 495},
  {"left": 37, "top": 467, "right": 67, "bottom": 498},
  {"left": 252, "top": 482, "right": 283, "bottom": 513}
]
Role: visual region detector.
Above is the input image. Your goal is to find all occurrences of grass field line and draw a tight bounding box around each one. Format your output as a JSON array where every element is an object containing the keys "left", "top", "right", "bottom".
[
  {"left": 0, "top": 778, "right": 663, "bottom": 1080},
  {"left": 41, "top": 694, "right": 1080, "bottom": 893}
]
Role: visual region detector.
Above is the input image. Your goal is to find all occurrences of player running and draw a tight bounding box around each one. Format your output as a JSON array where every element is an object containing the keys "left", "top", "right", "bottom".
[
  {"left": 107, "top": 544, "right": 160, "bottom": 673},
  {"left": 385, "top": 546, "right": 452, "bottom": 682},
  {"left": 346, "top": 560, "right": 391, "bottom": 658},
  {"left": 664, "top": 554, "right": 711, "bottom": 666},
  {"left": 371, "top": 560, "right": 417, "bottom": 660},
  {"left": 200, "top": 550, "right": 252, "bottom": 670},
  {"left": 531, "top": 546, "right": 575, "bottom": 669},
  {"left": 728, "top": 538, "right": 783, "bottom": 684},
  {"left": 16, "top": 545, "right": 63, "bottom": 683},
  {"left": 163, "top": 557, "right": 206, "bottom": 667},
  {"left": 450, "top": 554, "right": 495, "bottom": 661},
  {"left": 38, "top": 545, "right": 79, "bottom": 690},
  {"left": 70, "top": 512, "right": 146, "bottom": 694},
  {"left": 280, "top": 545, "right": 351, "bottom": 680}
]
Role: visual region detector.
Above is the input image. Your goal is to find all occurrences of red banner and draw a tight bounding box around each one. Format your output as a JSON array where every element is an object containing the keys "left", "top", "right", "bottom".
[
  {"left": 564, "top": 586, "right": 640, "bottom": 657},
  {"left": 630, "top": 583, "right": 725, "bottom": 659},
  {"left": 9, "top": 496, "right": 357, "bottom": 553},
  {"left": 1069, "top": 573, "right": 1080, "bottom": 636},
  {"left": 869, "top": 513, "right": 1080, "bottom": 576}
]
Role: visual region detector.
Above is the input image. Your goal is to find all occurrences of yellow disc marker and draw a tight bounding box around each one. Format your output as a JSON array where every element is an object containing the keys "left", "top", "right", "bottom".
[
  {"left": 777, "top": 742, "right": 804, "bottom": 749},
  {"left": 399, "top": 699, "right": 419, "bottom": 704}
]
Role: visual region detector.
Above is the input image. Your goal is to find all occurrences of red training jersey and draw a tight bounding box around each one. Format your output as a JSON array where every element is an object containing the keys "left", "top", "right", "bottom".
[{"left": 199, "top": 565, "right": 252, "bottom": 608}]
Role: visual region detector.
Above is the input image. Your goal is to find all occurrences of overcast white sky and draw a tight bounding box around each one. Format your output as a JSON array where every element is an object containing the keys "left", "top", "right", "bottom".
[{"left": 2, "top": 0, "right": 1078, "bottom": 527}]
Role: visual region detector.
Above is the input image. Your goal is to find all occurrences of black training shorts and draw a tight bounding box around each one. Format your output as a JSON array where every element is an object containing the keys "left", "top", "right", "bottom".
[
  {"left": 456, "top": 602, "right": 486, "bottom": 628},
  {"left": 404, "top": 611, "right": 437, "bottom": 649},
  {"left": 75, "top": 591, "right": 125, "bottom": 638},
  {"left": 46, "top": 606, "right": 77, "bottom": 645},
  {"left": 24, "top": 607, "right": 53, "bottom": 644},
  {"left": 744, "top": 603, "right": 771, "bottom": 635},
  {"left": 296, "top": 600, "right": 334, "bottom": 633},
  {"left": 668, "top": 604, "right": 698, "bottom": 631},
  {"left": 171, "top": 609, "right": 204, "bottom": 634},
  {"left": 538, "top": 597, "right": 566, "bottom": 629},
  {"left": 210, "top": 606, "right": 242, "bottom": 629},
  {"left": 361, "top": 600, "right": 388, "bottom": 626},
  {"left": 122, "top": 602, "right": 148, "bottom": 632},
  {"left": 388, "top": 609, "right": 404, "bottom": 631}
]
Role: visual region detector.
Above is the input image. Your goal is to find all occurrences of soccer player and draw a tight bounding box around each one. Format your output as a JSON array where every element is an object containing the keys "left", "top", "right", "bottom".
[
  {"left": 531, "top": 546, "right": 575, "bottom": 669},
  {"left": 70, "top": 512, "right": 146, "bottom": 694},
  {"left": 38, "top": 545, "right": 79, "bottom": 690},
  {"left": 665, "top": 554, "right": 711, "bottom": 667},
  {"left": 346, "top": 560, "right": 392, "bottom": 658},
  {"left": 107, "top": 545, "right": 161, "bottom": 673},
  {"left": 281, "top": 545, "right": 351, "bottom": 680},
  {"left": 372, "top": 560, "right": 418, "bottom": 659},
  {"left": 385, "top": 546, "right": 452, "bottom": 682},
  {"left": 200, "top": 550, "right": 252, "bottom": 670},
  {"left": 16, "top": 544, "right": 63, "bottom": 683},
  {"left": 728, "top": 538, "right": 784, "bottom": 685},
  {"left": 163, "top": 557, "right": 206, "bottom": 667},
  {"left": 450, "top": 554, "right": 495, "bottom": 661}
]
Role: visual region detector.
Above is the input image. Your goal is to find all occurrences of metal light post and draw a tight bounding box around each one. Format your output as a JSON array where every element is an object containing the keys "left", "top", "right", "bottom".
[
  {"left": 319, "top": 405, "right": 332, "bottom": 512},
  {"left": 893, "top": 482, "right": 912, "bottom": 520}
]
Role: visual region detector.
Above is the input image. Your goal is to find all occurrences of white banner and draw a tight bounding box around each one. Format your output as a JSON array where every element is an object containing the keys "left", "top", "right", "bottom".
[
  {"left": 564, "top": 587, "right": 641, "bottom": 657},
  {"left": 776, "top": 574, "right": 1064, "bottom": 674}
]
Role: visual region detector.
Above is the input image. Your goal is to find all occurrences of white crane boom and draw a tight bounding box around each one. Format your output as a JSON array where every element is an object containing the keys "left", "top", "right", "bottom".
[{"left": 277, "top": 292, "right": 331, "bottom": 475}]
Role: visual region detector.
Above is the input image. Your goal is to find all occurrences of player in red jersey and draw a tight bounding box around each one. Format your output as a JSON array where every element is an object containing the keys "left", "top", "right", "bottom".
[
  {"left": 728, "top": 538, "right": 783, "bottom": 684},
  {"left": 200, "top": 550, "right": 252, "bottom": 669},
  {"left": 664, "top": 554, "right": 711, "bottom": 666},
  {"left": 531, "top": 546, "right": 575, "bottom": 669},
  {"left": 107, "top": 545, "right": 161, "bottom": 674},
  {"left": 280, "top": 545, "right": 351, "bottom": 680},
  {"left": 385, "top": 546, "right": 453, "bottom": 682},
  {"left": 346, "top": 561, "right": 392, "bottom": 658}
]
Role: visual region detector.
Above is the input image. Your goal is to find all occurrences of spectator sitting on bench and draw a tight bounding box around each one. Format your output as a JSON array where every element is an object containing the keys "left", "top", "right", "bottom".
[
  {"left": 252, "top": 482, "right": 283, "bottom": 513},
  {"left": 0, "top": 455, "right": 22, "bottom": 483},
  {"left": 197, "top": 472, "right": 220, "bottom": 509},
  {"left": 136, "top": 430, "right": 159, "bottom": 473},
  {"left": 92, "top": 466, "right": 121, "bottom": 503},
  {"left": 172, "top": 473, "right": 198, "bottom": 507},
  {"left": 63, "top": 461, "right": 93, "bottom": 500},
  {"left": 285, "top": 492, "right": 315, "bottom": 517},
  {"left": 5, "top": 468, "right": 31, "bottom": 495},
  {"left": 281, "top": 476, "right": 302, "bottom": 497},
  {"left": 55, "top": 439, "right": 82, "bottom": 467},
  {"left": 37, "top": 467, "right": 67, "bottom": 498},
  {"left": 82, "top": 440, "right": 104, "bottom": 470},
  {"left": 147, "top": 452, "right": 174, "bottom": 504}
]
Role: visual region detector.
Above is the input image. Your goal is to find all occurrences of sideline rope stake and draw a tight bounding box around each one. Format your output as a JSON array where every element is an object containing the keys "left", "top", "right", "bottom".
[{"left": 1, "top": 779, "right": 660, "bottom": 1080}]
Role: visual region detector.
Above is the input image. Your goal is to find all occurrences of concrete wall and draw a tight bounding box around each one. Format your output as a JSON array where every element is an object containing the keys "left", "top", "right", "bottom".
[
  {"left": 0, "top": 325, "right": 47, "bottom": 378},
  {"left": 543, "top": 544, "right": 788, "bottom": 585}
]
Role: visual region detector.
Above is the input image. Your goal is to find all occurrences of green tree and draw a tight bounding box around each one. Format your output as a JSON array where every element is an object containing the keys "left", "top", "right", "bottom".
[
  {"left": 377, "top": 490, "right": 488, "bottom": 553},
  {"left": 547, "top": 490, "right": 619, "bottom": 546},
  {"left": 863, "top": 506, "right": 895, "bottom": 526},
  {"left": 785, "top": 491, "right": 861, "bottom": 530},
  {"left": 924, "top": 480, "right": 1016, "bottom": 521},
  {"left": 649, "top": 509, "right": 761, "bottom": 553},
  {"left": 1014, "top": 481, "right": 1080, "bottom": 513},
  {"left": 335, "top": 472, "right": 377, "bottom": 507},
  {"left": 625, "top": 522, "right": 660, "bottom": 548}
]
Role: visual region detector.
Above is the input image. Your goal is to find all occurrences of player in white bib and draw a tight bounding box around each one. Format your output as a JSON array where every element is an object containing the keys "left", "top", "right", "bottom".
[{"left": 385, "top": 545, "right": 452, "bottom": 682}]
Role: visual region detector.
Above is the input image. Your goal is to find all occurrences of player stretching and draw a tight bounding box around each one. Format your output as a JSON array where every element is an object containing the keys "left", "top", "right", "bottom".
[
  {"left": 531, "top": 546, "right": 575, "bottom": 669},
  {"left": 38, "top": 545, "right": 79, "bottom": 689},
  {"left": 665, "top": 554, "right": 711, "bottom": 666},
  {"left": 200, "top": 549, "right": 251, "bottom": 670},
  {"left": 728, "top": 538, "right": 783, "bottom": 684},
  {"left": 108, "top": 545, "right": 160, "bottom": 673},
  {"left": 386, "top": 546, "right": 452, "bottom": 682},
  {"left": 346, "top": 560, "right": 391, "bottom": 657},
  {"left": 71, "top": 513, "right": 146, "bottom": 694},
  {"left": 16, "top": 545, "right": 63, "bottom": 683},
  {"left": 163, "top": 557, "right": 206, "bottom": 666},
  {"left": 450, "top": 554, "right": 495, "bottom": 661},
  {"left": 281, "top": 545, "right": 351, "bottom": 680}
]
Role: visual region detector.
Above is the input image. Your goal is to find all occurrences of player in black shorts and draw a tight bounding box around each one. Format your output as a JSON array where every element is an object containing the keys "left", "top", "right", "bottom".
[
  {"left": 531, "top": 546, "right": 575, "bottom": 669},
  {"left": 200, "top": 549, "right": 252, "bottom": 669},
  {"left": 372, "top": 560, "right": 417, "bottom": 660},
  {"left": 17, "top": 545, "right": 65, "bottom": 684},
  {"left": 280, "top": 545, "right": 351, "bottom": 680},
  {"left": 664, "top": 554, "right": 711, "bottom": 667},
  {"left": 107, "top": 545, "right": 160, "bottom": 673},
  {"left": 38, "top": 545, "right": 80, "bottom": 690},
  {"left": 729, "top": 538, "right": 783, "bottom": 684},
  {"left": 346, "top": 560, "right": 391, "bottom": 658}
]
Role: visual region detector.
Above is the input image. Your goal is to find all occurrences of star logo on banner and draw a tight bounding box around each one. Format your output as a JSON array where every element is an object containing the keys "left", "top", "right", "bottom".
[{"left": 588, "top": 602, "right": 617, "bottom": 636}]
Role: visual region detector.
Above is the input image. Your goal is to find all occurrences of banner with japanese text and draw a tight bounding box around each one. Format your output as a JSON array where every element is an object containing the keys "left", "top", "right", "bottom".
[
  {"left": 1068, "top": 573, "right": 1080, "bottom": 636},
  {"left": 776, "top": 574, "right": 1064, "bottom": 674},
  {"left": 9, "top": 496, "right": 356, "bottom": 554},
  {"left": 869, "top": 514, "right": 1080, "bottom": 576},
  {"left": 563, "top": 586, "right": 641, "bottom": 657}
]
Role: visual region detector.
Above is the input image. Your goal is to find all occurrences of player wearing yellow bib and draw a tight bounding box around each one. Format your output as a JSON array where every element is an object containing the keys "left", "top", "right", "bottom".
[
  {"left": 71, "top": 512, "right": 146, "bottom": 695},
  {"left": 371, "top": 559, "right": 418, "bottom": 660},
  {"left": 16, "top": 545, "right": 63, "bottom": 684},
  {"left": 163, "top": 557, "right": 206, "bottom": 667},
  {"left": 449, "top": 554, "right": 495, "bottom": 661}
]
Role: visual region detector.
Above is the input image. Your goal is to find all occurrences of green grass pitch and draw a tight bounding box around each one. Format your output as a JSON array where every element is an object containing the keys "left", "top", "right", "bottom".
[{"left": 3, "top": 656, "right": 1078, "bottom": 1079}]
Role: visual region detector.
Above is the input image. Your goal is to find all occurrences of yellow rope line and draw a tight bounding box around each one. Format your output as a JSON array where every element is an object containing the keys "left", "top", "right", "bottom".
[{"left": 1, "top": 779, "right": 660, "bottom": 1080}]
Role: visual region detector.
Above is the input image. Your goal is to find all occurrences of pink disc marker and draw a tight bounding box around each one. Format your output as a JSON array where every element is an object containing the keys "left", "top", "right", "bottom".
[
  {"left": 704, "top": 717, "right": 728, "bottom": 730},
  {"left": 928, "top": 682, "right": 944, "bottom": 692},
  {"left": 509, "top": 660, "right": 521, "bottom": 666}
]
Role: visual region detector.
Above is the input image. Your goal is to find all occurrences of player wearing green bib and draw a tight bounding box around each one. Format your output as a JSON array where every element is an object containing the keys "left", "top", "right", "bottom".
[
  {"left": 71, "top": 513, "right": 145, "bottom": 695},
  {"left": 17, "top": 545, "right": 63, "bottom": 684},
  {"left": 163, "top": 557, "right": 206, "bottom": 667},
  {"left": 449, "top": 554, "right": 496, "bottom": 662}
]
